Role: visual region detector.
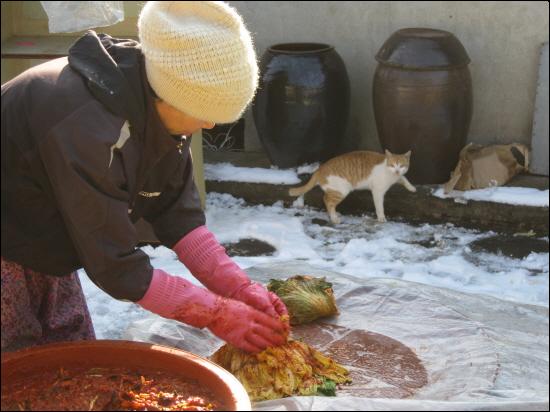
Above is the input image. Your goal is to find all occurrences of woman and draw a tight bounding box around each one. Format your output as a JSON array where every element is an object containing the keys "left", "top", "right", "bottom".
[{"left": 1, "top": 1, "right": 288, "bottom": 353}]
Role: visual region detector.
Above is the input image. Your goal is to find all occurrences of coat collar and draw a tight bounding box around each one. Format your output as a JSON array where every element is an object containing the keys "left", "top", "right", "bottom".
[{"left": 68, "top": 30, "right": 181, "bottom": 203}]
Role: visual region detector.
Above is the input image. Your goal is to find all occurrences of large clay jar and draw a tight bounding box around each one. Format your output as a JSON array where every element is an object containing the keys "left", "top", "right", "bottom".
[
  {"left": 253, "top": 43, "right": 350, "bottom": 168},
  {"left": 373, "top": 28, "right": 472, "bottom": 184}
]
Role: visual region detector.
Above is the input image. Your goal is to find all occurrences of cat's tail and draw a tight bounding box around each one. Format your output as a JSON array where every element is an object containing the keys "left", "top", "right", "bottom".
[{"left": 289, "top": 171, "right": 319, "bottom": 197}]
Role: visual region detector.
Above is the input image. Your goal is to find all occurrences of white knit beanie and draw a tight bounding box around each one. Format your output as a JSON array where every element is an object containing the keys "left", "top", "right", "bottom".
[{"left": 138, "top": 1, "right": 259, "bottom": 124}]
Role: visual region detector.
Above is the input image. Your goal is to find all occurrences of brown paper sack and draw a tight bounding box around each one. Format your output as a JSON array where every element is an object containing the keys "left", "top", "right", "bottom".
[{"left": 444, "top": 143, "right": 530, "bottom": 193}]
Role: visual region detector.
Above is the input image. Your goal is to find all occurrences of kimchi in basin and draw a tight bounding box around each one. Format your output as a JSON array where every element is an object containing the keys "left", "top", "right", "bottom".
[{"left": 1, "top": 340, "right": 251, "bottom": 411}]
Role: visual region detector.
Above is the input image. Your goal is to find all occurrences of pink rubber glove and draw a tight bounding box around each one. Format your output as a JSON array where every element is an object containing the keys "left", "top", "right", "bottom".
[
  {"left": 138, "top": 269, "right": 287, "bottom": 353},
  {"left": 173, "top": 226, "right": 289, "bottom": 324}
]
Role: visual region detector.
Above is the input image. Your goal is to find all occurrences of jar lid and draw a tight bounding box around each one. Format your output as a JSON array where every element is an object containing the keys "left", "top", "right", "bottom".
[
  {"left": 268, "top": 43, "right": 334, "bottom": 55},
  {"left": 375, "top": 28, "right": 470, "bottom": 69}
]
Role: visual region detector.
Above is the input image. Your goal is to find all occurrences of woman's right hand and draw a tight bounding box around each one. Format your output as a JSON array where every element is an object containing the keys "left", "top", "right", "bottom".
[{"left": 205, "top": 297, "right": 288, "bottom": 353}]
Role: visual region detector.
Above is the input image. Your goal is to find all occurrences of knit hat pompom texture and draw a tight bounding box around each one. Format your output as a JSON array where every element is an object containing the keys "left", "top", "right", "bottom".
[{"left": 138, "top": 1, "right": 259, "bottom": 124}]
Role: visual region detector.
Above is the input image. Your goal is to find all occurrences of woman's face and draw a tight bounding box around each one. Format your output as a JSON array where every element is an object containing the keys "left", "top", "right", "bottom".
[{"left": 154, "top": 99, "right": 215, "bottom": 136}]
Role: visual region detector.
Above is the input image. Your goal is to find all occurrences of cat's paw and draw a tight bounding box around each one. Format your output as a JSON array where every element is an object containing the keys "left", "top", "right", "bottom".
[
  {"left": 408, "top": 185, "right": 417, "bottom": 192},
  {"left": 292, "top": 196, "right": 305, "bottom": 208},
  {"left": 329, "top": 214, "right": 341, "bottom": 225},
  {"left": 377, "top": 216, "right": 387, "bottom": 223}
]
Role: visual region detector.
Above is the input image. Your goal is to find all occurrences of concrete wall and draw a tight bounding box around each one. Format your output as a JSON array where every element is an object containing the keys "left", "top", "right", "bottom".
[
  {"left": 229, "top": 1, "right": 549, "bottom": 165},
  {"left": 531, "top": 42, "right": 549, "bottom": 175}
]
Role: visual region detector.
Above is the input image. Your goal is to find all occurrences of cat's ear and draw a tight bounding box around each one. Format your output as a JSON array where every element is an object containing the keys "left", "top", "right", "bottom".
[
  {"left": 385, "top": 149, "right": 392, "bottom": 157},
  {"left": 405, "top": 150, "right": 411, "bottom": 158}
]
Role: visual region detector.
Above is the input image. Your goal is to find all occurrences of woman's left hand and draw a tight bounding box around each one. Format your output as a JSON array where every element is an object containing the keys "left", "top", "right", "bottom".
[
  {"left": 232, "top": 282, "right": 289, "bottom": 321},
  {"left": 173, "top": 226, "right": 289, "bottom": 331}
]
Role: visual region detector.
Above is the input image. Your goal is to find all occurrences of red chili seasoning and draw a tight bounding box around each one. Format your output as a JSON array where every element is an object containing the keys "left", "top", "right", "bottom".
[{"left": 1, "top": 366, "right": 226, "bottom": 411}]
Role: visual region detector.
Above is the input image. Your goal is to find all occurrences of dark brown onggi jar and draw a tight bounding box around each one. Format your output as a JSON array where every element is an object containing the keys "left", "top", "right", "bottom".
[
  {"left": 373, "top": 28, "right": 472, "bottom": 184},
  {"left": 253, "top": 43, "right": 350, "bottom": 168}
]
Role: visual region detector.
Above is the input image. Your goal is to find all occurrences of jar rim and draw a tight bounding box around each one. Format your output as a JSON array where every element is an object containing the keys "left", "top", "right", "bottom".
[
  {"left": 396, "top": 28, "right": 453, "bottom": 38},
  {"left": 268, "top": 43, "right": 334, "bottom": 54},
  {"left": 375, "top": 28, "right": 470, "bottom": 69}
]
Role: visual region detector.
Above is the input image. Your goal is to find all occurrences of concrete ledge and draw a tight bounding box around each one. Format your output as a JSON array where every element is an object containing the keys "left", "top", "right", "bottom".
[
  {"left": 205, "top": 180, "right": 548, "bottom": 236},
  {"left": 204, "top": 152, "right": 549, "bottom": 236}
]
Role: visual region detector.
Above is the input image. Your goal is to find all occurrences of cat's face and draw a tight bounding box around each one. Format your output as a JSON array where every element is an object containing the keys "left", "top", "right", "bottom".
[{"left": 385, "top": 150, "right": 411, "bottom": 176}]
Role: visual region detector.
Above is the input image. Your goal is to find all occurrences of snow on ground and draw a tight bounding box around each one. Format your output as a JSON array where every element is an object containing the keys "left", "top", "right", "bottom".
[
  {"left": 204, "top": 162, "right": 319, "bottom": 185},
  {"left": 204, "top": 162, "right": 301, "bottom": 184},
  {"left": 433, "top": 186, "right": 549, "bottom": 207},
  {"left": 80, "top": 192, "right": 549, "bottom": 339}
]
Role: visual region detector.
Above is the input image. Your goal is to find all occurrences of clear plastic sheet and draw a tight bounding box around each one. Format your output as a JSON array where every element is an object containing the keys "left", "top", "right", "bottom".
[
  {"left": 40, "top": 1, "right": 124, "bottom": 33},
  {"left": 123, "top": 262, "right": 549, "bottom": 411}
]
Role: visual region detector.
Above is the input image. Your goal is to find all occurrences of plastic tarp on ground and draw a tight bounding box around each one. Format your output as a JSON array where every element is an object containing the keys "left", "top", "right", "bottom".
[{"left": 123, "top": 262, "right": 549, "bottom": 411}]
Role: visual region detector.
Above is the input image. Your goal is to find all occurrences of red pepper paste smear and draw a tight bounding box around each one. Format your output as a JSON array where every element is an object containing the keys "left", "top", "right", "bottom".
[{"left": 1, "top": 366, "right": 227, "bottom": 411}]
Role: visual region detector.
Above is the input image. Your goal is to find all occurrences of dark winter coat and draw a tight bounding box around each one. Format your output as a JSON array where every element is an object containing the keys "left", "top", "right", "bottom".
[{"left": 1, "top": 31, "right": 206, "bottom": 301}]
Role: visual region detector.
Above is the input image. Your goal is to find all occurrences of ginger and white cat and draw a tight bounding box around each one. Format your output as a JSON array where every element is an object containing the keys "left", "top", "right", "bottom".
[{"left": 289, "top": 150, "right": 416, "bottom": 224}]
